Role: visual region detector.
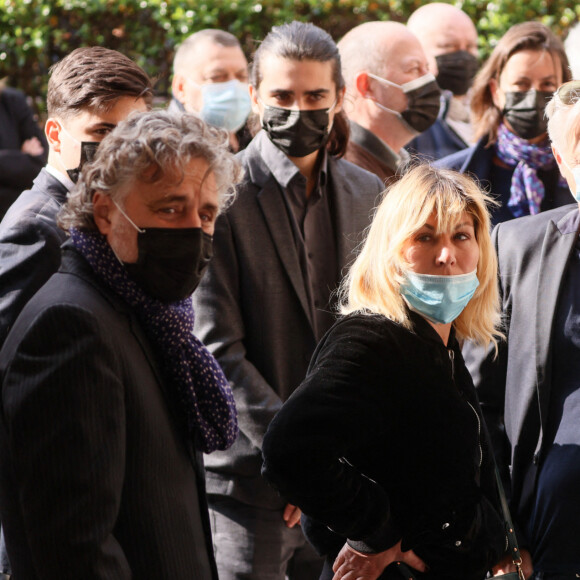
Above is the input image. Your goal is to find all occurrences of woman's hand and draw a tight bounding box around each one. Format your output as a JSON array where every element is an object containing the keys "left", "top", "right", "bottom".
[
  {"left": 492, "top": 548, "right": 533, "bottom": 579},
  {"left": 332, "top": 540, "right": 427, "bottom": 580}
]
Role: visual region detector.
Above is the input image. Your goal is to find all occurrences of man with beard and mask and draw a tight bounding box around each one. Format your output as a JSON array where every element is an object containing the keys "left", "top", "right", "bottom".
[
  {"left": 0, "top": 47, "right": 151, "bottom": 352},
  {"left": 462, "top": 81, "right": 580, "bottom": 578},
  {"left": 337, "top": 21, "right": 440, "bottom": 184},
  {"left": 406, "top": 3, "right": 480, "bottom": 160},
  {"left": 170, "top": 29, "right": 253, "bottom": 152},
  {"left": 437, "top": 22, "right": 572, "bottom": 225},
  {"left": 0, "top": 110, "right": 241, "bottom": 579},
  {"left": 192, "top": 21, "right": 384, "bottom": 580}
]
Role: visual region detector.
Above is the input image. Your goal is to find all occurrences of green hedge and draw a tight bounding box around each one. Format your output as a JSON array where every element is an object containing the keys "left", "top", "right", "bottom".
[{"left": 1, "top": 0, "right": 579, "bottom": 114}]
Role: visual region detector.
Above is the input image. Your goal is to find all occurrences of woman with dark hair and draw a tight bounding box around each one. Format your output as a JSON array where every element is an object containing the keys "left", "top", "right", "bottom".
[
  {"left": 437, "top": 22, "right": 572, "bottom": 225},
  {"left": 192, "top": 20, "right": 384, "bottom": 580}
]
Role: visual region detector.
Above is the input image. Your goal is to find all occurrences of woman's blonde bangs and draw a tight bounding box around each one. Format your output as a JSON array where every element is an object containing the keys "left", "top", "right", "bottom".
[{"left": 340, "top": 165, "right": 502, "bottom": 349}]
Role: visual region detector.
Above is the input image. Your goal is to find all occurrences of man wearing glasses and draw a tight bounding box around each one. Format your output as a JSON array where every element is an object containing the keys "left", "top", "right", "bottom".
[{"left": 464, "top": 81, "right": 580, "bottom": 578}]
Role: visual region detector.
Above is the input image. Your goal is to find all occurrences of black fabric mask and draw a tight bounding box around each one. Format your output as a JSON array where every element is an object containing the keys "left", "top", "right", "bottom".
[
  {"left": 370, "top": 72, "right": 442, "bottom": 134},
  {"left": 435, "top": 51, "right": 479, "bottom": 96},
  {"left": 66, "top": 141, "right": 100, "bottom": 183},
  {"left": 124, "top": 228, "right": 213, "bottom": 303},
  {"left": 401, "top": 76, "right": 442, "bottom": 133},
  {"left": 502, "top": 89, "right": 552, "bottom": 140},
  {"left": 261, "top": 104, "right": 332, "bottom": 157}
]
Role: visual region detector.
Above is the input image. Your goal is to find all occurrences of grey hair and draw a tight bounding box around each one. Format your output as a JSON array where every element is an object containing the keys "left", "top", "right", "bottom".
[
  {"left": 173, "top": 29, "right": 242, "bottom": 75},
  {"left": 58, "top": 110, "right": 243, "bottom": 231},
  {"left": 546, "top": 88, "right": 580, "bottom": 154}
]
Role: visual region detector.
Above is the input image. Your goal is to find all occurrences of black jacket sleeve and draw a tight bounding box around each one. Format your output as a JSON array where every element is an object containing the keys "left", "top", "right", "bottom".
[
  {"left": 1, "top": 304, "right": 132, "bottom": 578},
  {"left": 262, "top": 316, "right": 402, "bottom": 553}
]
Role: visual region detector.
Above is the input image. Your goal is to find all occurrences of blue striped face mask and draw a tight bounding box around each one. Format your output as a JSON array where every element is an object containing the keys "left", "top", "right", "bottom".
[{"left": 401, "top": 270, "right": 479, "bottom": 325}]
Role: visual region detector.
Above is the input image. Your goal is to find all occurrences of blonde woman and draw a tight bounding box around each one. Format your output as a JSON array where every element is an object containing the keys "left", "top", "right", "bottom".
[{"left": 262, "top": 165, "right": 508, "bottom": 580}]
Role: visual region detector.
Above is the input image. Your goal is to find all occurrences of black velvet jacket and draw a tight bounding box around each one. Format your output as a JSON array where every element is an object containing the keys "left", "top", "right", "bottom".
[{"left": 262, "top": 312, "right": 506, "bottom": 579}]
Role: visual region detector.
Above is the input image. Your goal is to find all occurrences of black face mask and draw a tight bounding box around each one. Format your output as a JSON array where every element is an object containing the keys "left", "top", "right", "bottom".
[
  {"left": 261, "top": 104, "right": 332, "bottom": 157},
  {"left": 369, "top": 72, "right": 442, "bottom": 134},
  {"left": 124, "top": 228, "right": 213, "bottom": 303},
  {"left": 435, "top": 51, "right": 479, "bottom": 96},
  {"left": 503, "top": 89, "right": 552, "bottom": 140},
  {"left": 67, "top": 141, "right": 100, "bottom": 183}
]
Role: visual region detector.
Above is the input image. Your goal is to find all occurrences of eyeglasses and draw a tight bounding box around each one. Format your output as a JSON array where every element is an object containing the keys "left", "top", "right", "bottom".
[{"left": 556, "top": 80, "right": 580, "bottom": 105}]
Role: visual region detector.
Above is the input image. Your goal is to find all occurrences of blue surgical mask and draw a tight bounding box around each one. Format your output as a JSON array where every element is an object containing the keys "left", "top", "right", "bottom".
[
  {"left": 561, "top": 156, "right": 580, "bottom": 202},
  {"left": 189, "top": 78, "right": 251, "bottom": 132},
  {"left": 401, "top": 270, "right": 479, "bottom": 325}
]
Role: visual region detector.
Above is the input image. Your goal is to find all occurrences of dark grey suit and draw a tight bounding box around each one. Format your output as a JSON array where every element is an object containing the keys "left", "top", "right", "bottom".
[
  {"left": 463, "top": 203, "right": 579, "bottom": 542},
  {"left": 193, "top": 131, "right": 384, "bottom": 577},
  {"left": 0, "top": 244, "right": 218, "bottom": 579}
]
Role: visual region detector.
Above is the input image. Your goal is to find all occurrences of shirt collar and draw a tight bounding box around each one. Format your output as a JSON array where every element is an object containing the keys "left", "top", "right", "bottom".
[
  {"left": 45, "top": 164, "right": 75, "bottom": 192},
  {"left": 255, "top": 130, "right": 328, "bottom": 190},
  {"left": 348, "top": 120, "right": 406, "bottom": 172}
]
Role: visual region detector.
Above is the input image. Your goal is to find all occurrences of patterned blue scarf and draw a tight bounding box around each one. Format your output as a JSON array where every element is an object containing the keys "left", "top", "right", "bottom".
[
  {"left": 70, "top": 227, "right": 238, "bottom": 453},
  {"left": 496, "top": 122, "right": 563, "bottom": 218}
]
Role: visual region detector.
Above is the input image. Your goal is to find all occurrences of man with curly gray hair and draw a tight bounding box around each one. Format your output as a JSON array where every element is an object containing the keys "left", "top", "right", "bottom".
[{"left": 0, "top": 110, "right": 242, "bottom": 580}]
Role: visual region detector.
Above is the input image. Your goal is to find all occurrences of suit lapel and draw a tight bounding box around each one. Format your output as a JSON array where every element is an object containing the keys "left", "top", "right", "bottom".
[
  {"left": 256, "top": 178, "right": 313, "bottom": 327},
  {"left": 329, "top": 159, "right": 371, "bottom": 274},
  {"left": 535, "top": 212, "right": 578, "bottom": 430}
]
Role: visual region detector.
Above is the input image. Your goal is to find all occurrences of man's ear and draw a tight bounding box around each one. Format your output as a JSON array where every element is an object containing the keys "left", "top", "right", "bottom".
[
  {"left": 172, "top": 74, "right": 187, "bottom": 104},
  {"left": 92, "top": 192, "right": 114, "bottom": 236},
  {"left": 552, "top": 145, "right": 563, "bottom": 165},
  {"left": 45, "top": 118, "right": 62, "bottom": 153},
  {"left": 249, "top": 84, "right": 261, "bottom": 115},
  {"left": 334, "top": 86, "right": 346, "bottom": 114},
  {"left": 355, "top": 72, "right": 371, "bottom": 99}
]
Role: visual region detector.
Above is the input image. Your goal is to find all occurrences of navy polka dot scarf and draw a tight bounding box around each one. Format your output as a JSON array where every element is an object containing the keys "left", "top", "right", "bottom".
[{"left": 70, "top": 227, "right": 238, "bottom": 453}]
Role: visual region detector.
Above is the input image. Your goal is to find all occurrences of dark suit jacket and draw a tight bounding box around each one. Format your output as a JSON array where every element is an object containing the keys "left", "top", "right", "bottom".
[
  {"left": 436, "top": 137, "right": 571, "bottom": 225},
  {"left": 463, "top": 204, "right": 579, "bottom": 546},
  {"left": 406, "top": 118, "right": 468, "bottom": 162},
  {"left": 0, "top": 88, "right": 47, "bottom": 219},
  {"left": 0, "top": 169, "right": 68, "bottom": 347},
  {"left": 193, "top": 131, "right": 384, "bottom": 508},
  {"left": 0, "top": 243, "right": 218, "bottom": 579}
]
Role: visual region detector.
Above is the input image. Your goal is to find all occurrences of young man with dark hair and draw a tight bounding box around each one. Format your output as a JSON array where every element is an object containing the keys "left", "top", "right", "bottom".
[{"left": 0, "top": 47, "right": 152, "bottom": 349}]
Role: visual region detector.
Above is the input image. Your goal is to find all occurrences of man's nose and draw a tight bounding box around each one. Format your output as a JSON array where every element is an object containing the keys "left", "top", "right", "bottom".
[{"left": 183, "top": 210, "right": 202, "bottom": 228}]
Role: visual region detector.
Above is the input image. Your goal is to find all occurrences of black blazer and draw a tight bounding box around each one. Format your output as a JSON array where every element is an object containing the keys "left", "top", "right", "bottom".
[
  {"left": 436, "top": 136, "right": 571, "bottom": 225},
  {"left": 0, "top": 87, "right": 47, "bottom": 219},
  {"left": 193, "top": 131, "right": 385, "bottom": 509},
  {"left": 463, "top": 204, "right": 579, "bottom": 545},
  {"left": 0, "top": 244, "right": 218, "bottom": 579},
  {"left": 262, "top": 313, "right": 505, "bottom": 579},
  {"left": 0, "top": 169, "right": 68, "bottom": 347},
  {"left": 406, "top": 119, "right": 468, "bottom": 162}
]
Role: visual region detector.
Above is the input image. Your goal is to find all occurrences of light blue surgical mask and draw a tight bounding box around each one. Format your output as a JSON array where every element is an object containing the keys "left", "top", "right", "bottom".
[
  {"left": 561, "top": 156, "right": 580, "bottom": 202},
  {"left": 401, "top": 270, "right": 479, "bottom": 325},
  {"left": 188, "top": 78, "right": 251, "bottom": 132}
]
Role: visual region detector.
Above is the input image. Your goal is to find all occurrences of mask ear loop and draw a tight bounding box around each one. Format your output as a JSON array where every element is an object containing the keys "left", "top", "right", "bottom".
[
  {"left": 54, "top": 121, "right": 81, "bottom": 177},
  {"left": 113, "top": 200, "right": 146, "bottom": 233}
]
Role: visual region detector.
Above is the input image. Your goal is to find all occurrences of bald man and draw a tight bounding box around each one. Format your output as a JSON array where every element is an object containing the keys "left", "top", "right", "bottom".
[
  {"left": 170, "top": 29, "right": 253, "bottom": 151},
  {"left": 338, "top": 21, "right": 441, "bottom": 183},
  {"left": 407, "top": 3, "right": 479, "bottom": 160}
]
